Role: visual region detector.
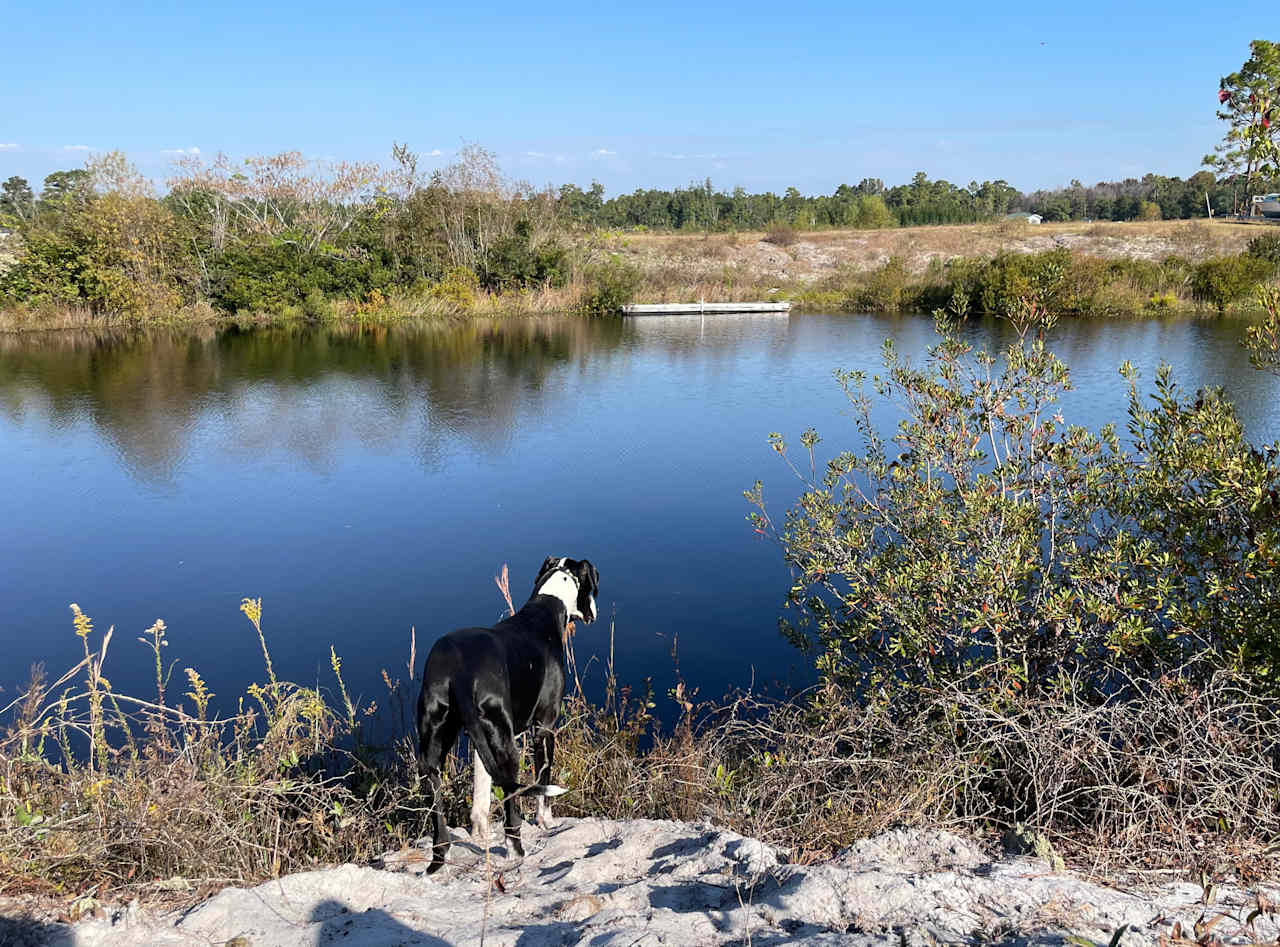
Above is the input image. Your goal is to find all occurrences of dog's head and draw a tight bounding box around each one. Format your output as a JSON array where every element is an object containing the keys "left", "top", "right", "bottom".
[{"left": 533, "top": 556, "right": 599, "bottom": 624}]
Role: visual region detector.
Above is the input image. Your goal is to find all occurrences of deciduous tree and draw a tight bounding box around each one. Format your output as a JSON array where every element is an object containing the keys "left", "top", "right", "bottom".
[{"left": 0, "top": 176, "right": 35, "bottom": 223}]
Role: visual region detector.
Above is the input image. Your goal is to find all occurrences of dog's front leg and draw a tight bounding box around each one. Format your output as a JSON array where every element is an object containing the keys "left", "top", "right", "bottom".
[
  {"left": 534, "top": 727, "right": 556, "bottom": 829},
  {"left": 469, "top": 748, "right": 492, "bottom": 839}
]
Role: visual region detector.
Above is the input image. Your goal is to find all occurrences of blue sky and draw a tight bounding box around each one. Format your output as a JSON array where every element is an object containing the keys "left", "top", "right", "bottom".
[{"left": 1, "top": 0, "right": 1272, "bottom": 197}]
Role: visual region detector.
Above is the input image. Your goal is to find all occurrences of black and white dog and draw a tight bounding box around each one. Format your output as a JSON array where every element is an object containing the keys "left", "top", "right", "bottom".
[{"left": 416, "top": 556, "right": 599, "bottom": 874}]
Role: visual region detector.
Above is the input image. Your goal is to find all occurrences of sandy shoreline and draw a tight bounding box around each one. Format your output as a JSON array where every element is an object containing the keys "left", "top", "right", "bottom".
[{"left": 13, "top": 818, "right": 1276, "bottom": 946}]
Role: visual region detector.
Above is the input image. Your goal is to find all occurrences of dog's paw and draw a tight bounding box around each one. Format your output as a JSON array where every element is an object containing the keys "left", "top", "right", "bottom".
[
  {"left": 536, "top": 796, "right": 556, "bottom": 829},
  {"left": 470, "top": 815, "right": 492, "bottom": 840}
]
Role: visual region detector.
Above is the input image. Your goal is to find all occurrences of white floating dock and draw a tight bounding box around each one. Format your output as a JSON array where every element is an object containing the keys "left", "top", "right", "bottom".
[{"left": 621, "top": 301, "right": 792, "bottom": 315}]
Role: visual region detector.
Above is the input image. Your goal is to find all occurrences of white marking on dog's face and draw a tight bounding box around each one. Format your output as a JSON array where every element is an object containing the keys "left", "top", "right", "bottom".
[{"left": 535, "top": 570, "right": 584, "bottom": 621}]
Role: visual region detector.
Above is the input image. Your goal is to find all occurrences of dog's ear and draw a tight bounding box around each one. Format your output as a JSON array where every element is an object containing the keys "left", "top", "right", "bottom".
[{"left": 575, "top": 559, "right": 599, "bottom": 623}]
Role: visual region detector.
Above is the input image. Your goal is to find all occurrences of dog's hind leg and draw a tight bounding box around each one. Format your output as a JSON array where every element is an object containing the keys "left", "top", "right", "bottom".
[
  {"left": 469, "top": 696, "right": 526, "bottom": 856},
  {"left": 417, "top": 690, "right": 461, "bottom": 875},
  {"left": 533, "top": 725, "right": 556, "bottom": 829},
  {"left": 469, "top": 748, "right": 493, "bottom": 840}
]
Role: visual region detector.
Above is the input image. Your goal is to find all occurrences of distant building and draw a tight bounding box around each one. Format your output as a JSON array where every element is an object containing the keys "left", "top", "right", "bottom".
[
  {"left": 1252, "top": 194, "right": 1280, "bottom": 219},
  {"left": 1004, "top": 212, "right": 1043, "bottom": 225}
]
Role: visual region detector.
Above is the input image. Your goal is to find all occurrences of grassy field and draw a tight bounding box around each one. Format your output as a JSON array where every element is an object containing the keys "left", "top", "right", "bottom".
[{"left": 608, "top": 218, "right": 1266, "bottom": 285}]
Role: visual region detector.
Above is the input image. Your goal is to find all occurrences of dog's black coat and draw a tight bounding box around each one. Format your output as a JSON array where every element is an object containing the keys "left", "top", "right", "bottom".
[{"left": 416, "top": 556, "right": 599, "bottom": 873}]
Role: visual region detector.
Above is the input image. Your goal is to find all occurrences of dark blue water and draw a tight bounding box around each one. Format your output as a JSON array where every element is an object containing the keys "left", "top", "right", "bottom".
[{"left": 2, "top": 313, "right": 1276, "bottom": 718}]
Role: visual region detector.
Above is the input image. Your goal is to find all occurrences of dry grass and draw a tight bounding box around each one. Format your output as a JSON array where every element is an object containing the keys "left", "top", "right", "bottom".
[
  {"left": 606, "top": 220, "right": 1264, "bottom": 286},
  {"left": 0, "top": 283, "right": 589, "bottom": 334},
  {"left": 0, "top": 604, "right": 429, "bottom": 903},
  {"left": 554, "top": 670, "right": 1280, "bottom": 879},
  {"left": 4, "top": 593, "right": 1279, "bottom": 912}
]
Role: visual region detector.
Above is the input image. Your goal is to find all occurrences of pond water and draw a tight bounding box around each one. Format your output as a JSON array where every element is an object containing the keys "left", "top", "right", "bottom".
[{"left": 2, "top": 313, "right": 1277, "bottom": 718}]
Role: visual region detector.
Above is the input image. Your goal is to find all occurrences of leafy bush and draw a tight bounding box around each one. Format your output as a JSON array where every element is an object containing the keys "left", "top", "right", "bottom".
[
  {"left": 208, "top": 241, "right": 392, "bottom": 314},
  {"left": 477, "top": 219, "right": 569, "bottom": 291},
  {"left": 1136, "top": 200, "right": 1162, "bottom": 221},
  {"left": 970, "top": 249, "right": 1069, "bottom": 316},
  {"left": 1245, "top": 231, "right": 1280, "bottom": 268},
  {"left": 852, "top": 257, "right": 910, "bottom": 311},
  {"left": 428, "top": 266, "right": 479, "bottom": 310},
  {"left": 853, "top": 195, "right": 896, "bottom": 230},
  {"left": 300, "top": 287, "right": 334, "bottom": 322},
  {"left": 579, "top": 256, "right": 643, "bottom": 314},
  {"left": 1246, "top": 286, "right": 1280, "bottom": 374},
  {"left": 0, "top": 191, "right": 185, "bottom": 316},
  {"left": 749, "top": 307, "right": 1280, "bottom": 699},
  {"left": 1190, "top": 254, "right": 1275, "bottom": 312}
]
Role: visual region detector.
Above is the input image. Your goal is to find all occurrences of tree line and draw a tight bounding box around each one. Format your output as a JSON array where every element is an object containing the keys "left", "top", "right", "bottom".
[
  {"left": 1, "top": 149, "right": 1276, "bottom": 321},
  {"left": 555, "top": 169, "right": 1280, "bottom": 231}
]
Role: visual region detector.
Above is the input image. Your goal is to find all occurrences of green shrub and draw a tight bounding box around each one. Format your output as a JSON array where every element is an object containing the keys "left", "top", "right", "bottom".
[
  {"left": 579, "top": 256, "right": 643, "bottom": 314},
  {"left": 971, "top": 249, "right": 1069, "bottom": 316},
  {"left": 1105, "top": 257, "right": 1163, "bottom": 294},
  {"left": 1246, "top": 286, "right": 1280, "bottom": 374},
  {"left": 0, "top": 191, "right": 185, "bottom": 316},
  {"left": 428, "top": 266, "right": 479, "bottom": 310},
  {"left": 477, "top": 219, "right": 569, "bottom": 292},
  {"left": 853, "top": 257, "right": 910, "bottom": 311},
  {"left": 1190, "top": 254, "right": 1275, "bottom": 312},
  {"left": 1159, "top": 254, "right": 1194, "bottom": 290},
  {"left": 1085, "top": 280, "right": 1146, "bottom": 315},
  {"left": 209, "top": 240, "right": 391, "bottom": 314},
  {"left": 853, "top": 195, "right": 896, "bottom": 230},
  {"left": 749, "top": 307, "right": 1280, "bottom": 699},
  {"left": 1245, "top": 231, "right": 1280, "bottom": 268},
  {"left": 300, "top": 287, "right": 334, "bottom": 322}
]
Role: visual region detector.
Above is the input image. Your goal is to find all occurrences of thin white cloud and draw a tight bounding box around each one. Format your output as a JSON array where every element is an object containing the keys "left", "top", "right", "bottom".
[
  {"left": 591, "top": 148, "right": 617, "bottom": 157},
  {"left": 427, "top": 148, "right": 442, "bottom": 157},
  {"left": 162, "top": 146, "right": 201, "bottom": 156},
  {"left": 63, "top": 144, "right": 92, "bottom": 151},
  {"left": 0, "top": 143, "right": 18, "bottom": 151},
  {"left": 520, "top": 150, "right": 569, "bottom": 165}
]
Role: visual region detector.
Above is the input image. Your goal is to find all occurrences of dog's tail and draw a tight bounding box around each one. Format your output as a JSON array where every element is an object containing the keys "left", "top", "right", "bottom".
[{"left": 513, "top": 782, "right": 568, "bottom": 798}]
